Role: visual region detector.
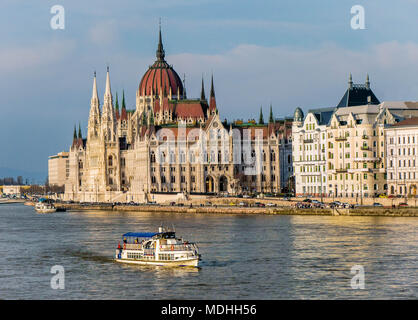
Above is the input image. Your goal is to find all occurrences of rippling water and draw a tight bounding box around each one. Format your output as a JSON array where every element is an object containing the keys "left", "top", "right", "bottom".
[{"left": 0, "top": 204, "right": 417, "bottom": 299}]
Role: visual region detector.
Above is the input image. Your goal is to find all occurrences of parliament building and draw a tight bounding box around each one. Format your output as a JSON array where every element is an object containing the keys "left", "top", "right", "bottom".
[{"left": 62, "top": 28, "right": 293, "bottom": 203}]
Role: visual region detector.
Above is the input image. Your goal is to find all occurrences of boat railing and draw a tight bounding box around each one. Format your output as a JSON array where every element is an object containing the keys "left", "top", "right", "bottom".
[
  {"left": 123, "top": 243, "right": 143, "bottom": 250},
  {"left": 143, "top": 248, "right": 155, "bottom": 256},
  {"left": 159, "top": 243, "right": 197, "bottom": 252}
]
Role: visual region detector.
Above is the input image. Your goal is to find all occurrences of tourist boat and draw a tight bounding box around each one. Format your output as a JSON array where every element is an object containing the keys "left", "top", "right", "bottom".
[
  {"left": 34, "top": 202, "right": 56, "bottom": 214},
  {"left": 115, "top": 227, "right": 200, "bottom": 267}
]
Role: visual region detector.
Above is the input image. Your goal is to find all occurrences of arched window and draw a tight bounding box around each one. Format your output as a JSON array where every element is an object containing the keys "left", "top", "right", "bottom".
[{"left": 108, "top": 155, "right": 113, "bottom": 167}]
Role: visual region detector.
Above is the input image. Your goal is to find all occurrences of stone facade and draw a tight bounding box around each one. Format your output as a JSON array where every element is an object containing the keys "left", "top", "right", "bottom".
[
  {"left": 61, "top": 30, "right": 293, "bottom": 203},
  {"left": 385, "top": 117, "right": 418, "bottom": 197},
  {"left": 48, "top": 151, "right": 69, "bottom": 187},
  {"left": 292, "top": 75, "right": 418, "bottom": 198}
]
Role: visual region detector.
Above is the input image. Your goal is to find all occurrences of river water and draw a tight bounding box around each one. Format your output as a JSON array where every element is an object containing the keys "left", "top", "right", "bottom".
[{"left": 0, "top": 203, "right": 417, "bottom": 299}]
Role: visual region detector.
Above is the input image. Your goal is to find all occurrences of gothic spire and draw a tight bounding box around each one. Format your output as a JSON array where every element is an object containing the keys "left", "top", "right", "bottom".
[
  {"left": 156, "top": 19, "right": 165, "bottom": 61},
  {"left": 365, "top": 73, "right": 370, "bottom": 89},
  {"left": 348, "top": 73, "right": 353, "bottom": 89},
  {"left": 210, "top": 74, "right": 215, "bottom": 98},
  {"left": 73, "top": 125, "right": 77, "bottom": 140},
  {"left": 78, "top": 123, "right": 82, "bottom": 139},
  {"left": 200, "top": 76, "right": 206, "bottom": 101},
  {"left": 269, "top": 104, "right": 274, "bottom": 123},
  {"left": 115, "top": 92, "right": 119, "bottom": 110},
  {"left": 105, "top": 66, "right": 111, "bottom": 97},
  {"left": 122, "top": 90, "right": 126, "bottom": 109},
  {"left": 259, "top": 106, "right": 264, "bottom": 124},
  {"left": 91, "top": 71, "right": 99, "bottom": 102}
]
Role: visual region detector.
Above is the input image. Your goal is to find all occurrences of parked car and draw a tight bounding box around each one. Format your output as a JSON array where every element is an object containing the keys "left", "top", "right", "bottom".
[
  {"left": 372, "top": 203, "right": 383, "bottom": 207},
  {"left": 266, "top": 203, "right": 276, "bottom": 207},
  {"left": 399, "top": 202, "right": 408, "bottom": 207},
  {"left": 254, "top": 202, "right": 265, "bottom": 207}
]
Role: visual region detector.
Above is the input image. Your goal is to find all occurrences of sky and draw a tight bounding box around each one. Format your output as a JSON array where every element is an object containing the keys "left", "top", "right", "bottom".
[{"left": 0, "top": 0, "right": 418, "bottom": 180}]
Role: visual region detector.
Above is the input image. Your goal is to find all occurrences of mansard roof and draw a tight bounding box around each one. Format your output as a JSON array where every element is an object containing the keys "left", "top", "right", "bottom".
[
  {"left": 337, "top": 84, "right": 380, "bottom": 107},
  {"left": 307, "top": 107, "right": 336, "bottom": 125}
]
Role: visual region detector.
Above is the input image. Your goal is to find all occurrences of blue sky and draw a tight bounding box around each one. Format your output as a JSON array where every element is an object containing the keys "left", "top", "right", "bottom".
[{"left": 1, "top": 0, "right": 418, "bottom": 179}]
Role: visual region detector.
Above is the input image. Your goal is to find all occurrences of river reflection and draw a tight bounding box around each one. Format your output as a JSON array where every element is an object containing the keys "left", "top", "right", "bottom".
[{"left": 0, "top": 204, "right": 416, "bottom": 299}]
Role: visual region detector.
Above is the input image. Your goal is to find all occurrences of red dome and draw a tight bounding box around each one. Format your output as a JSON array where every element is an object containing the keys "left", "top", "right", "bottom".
[
  {"left": 139, "top": 60, "right": 184, "bottom": 96},
  {"left": 138, "top": 28, "right": 184, "bottom": 97}
]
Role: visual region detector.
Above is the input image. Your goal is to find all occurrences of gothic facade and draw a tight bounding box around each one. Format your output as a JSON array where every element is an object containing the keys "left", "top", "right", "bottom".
[{"left": 63, "top": 29, "right": 293, "bottom": 203}]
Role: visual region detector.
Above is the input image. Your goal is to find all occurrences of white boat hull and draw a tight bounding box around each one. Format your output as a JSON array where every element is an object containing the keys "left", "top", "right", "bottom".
[
  {"left": 115, "top": 257, "right": 199, "bottom": 267},
  {"left": 35, "top": 208, "right": 56, "bottom": 214}
]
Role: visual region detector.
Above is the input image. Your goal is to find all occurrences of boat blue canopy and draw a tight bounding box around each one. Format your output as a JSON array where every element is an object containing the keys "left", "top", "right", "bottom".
[{"left": 122, "top": 232, "right": 159, "bottom": 238}]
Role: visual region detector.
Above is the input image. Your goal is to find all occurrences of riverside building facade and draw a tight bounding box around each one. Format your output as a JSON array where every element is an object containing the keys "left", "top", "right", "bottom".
[
  {"left": 48, "top": 151, "right": 69, "bottom": 187},
  {"left": 385, "top": 117, "right": 418, "bottom": 197},
  {"left": 292, "top": 74, "right": 418, "bottom": 198},
  {"left": 59, "top": 28, "right": 293, "bottom": 203}
]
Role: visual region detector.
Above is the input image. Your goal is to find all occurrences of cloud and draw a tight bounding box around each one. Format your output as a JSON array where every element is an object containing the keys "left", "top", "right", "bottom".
[
  {"left": 166, "top": 41, "right": 418, "bottom": 119},
  {"left": 88, "top": 20, "right": 119, "bottom": 47},
  {"left": 0, "top": 40, "right": 76, "bottom": 73}
]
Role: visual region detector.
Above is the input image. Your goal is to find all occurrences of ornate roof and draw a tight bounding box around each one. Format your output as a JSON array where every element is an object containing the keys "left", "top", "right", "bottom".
[
  {"left": 337, "top": 74, "right": 380, "bottom": 107},
  {"left": 138, "top": 27, "right": 184, "bottom": 97}
]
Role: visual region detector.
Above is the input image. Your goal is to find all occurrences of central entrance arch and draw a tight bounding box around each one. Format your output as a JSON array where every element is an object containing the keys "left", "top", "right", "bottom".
[
  {"left": 205, "top": 176, "right": 214, "bottom": 193},
  {"left": 219, "top": 176, "right": 228, "bottom": 192}
]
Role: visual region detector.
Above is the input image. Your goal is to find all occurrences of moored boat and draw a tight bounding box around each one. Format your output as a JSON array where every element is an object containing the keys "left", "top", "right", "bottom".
[
  {"left": 34, "top": 202, "right": 56, "bottom": 214},
  {"left": 115, "top": 227, "right": 200, "bottom": 267}
]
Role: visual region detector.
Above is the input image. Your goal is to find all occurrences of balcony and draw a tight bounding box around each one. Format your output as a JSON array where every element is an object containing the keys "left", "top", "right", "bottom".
[
  {"left": 336, "top": 168, "right": 348, "bottom": 173},
  {"left": 303, "top": 139, "right": 313, "bottom": 143},
  {"left": 360, "top": 146, "right": 370, "bottom": 151},
  {"left": 335, "top": 136, "right": 347, "bottom": 141},
  {"left": 362, "top": 135, "right": 368, "bottom": 139},
  {"left": 354, "top": 157, "right": 381, "bottom": 162}
]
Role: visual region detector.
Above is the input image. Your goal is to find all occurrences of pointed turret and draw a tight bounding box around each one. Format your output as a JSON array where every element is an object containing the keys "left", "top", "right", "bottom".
[
  {"left": 78, "top": 123, "right": 82, "bottom": 139},
  {"left": 115, "top": 92, "right": 120, "bottom": 120},
  {"left": 269, "top": 104, "right": 274, "bottom": 123},
  {"left": 209, "top": 74, "right": 217, "bottom": 115},
  {"left": 259, "top": 106, "right": 264, "bottom": 124},
  {"left": 365, "top": 73, "right": 370, "bottom": 89},
  {"left": 88, "top": 71, "right": 101, "bottom": 139},
  {"left": 105, "top": 66, "right": 111, "bottom": 97},
  {"left": 101, "top": 66, "right": 115, "bottom": 141},
  {"left": 200, "top": 76, "right": 206, "bottom": 101},
  {"left": 71, "top": 125, "right": 78, "bottom": 149},
  {"left": 348, "top": 73, "right": 353, "bottom": 89},
  {"left": 156, "top": 19, "right": 165, "bottom": 61},
  {"left": 121, "top": 90, "right": 127, "bottom": 121},
  {"left": 210, "top": 74, "right": 215, "bottom": 98},
  {"left": 89, "top": 71, "right": 100, "bottom": 117},
  {"left": 91, "top": 71, "right": 99, "bottom": 105},
  {"left": 183, "top": 74, "right": 187, "bottom": 99}
]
